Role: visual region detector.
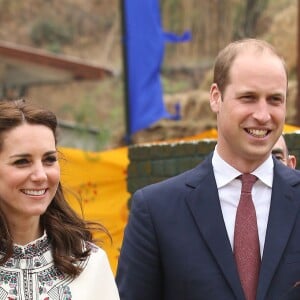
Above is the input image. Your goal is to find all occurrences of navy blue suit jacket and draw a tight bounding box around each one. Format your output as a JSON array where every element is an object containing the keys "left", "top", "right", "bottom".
[{"left": 116, "top": 153, "right": 300, "bottom": 300}]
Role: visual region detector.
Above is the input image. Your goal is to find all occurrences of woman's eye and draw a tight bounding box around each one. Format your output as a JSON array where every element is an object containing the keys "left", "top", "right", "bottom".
[
  {"left": 44, "top": 156, "right": 58, "bottom": 164},
  {"left": 13, "top": 158, "right": 29, "bottom": 166}
]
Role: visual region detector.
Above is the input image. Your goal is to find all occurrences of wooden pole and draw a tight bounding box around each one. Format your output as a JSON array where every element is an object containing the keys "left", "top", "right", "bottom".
[
  {"left": 295, "top": 0, "right": 300, "bottom": 125},
  {"left": 120, "top": 0, "right": 132, "bottom": 144}
]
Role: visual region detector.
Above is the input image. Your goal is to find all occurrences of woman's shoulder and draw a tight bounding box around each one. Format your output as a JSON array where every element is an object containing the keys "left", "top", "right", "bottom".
[
  {"left": 70, "top": 242, "right": 120, "bottom": 300},
  {"left": 79, "top": 241, "right": 115, "bottom": 281},
  {"left": 83, "top": 241, "right": 108, "bottom": 263}
]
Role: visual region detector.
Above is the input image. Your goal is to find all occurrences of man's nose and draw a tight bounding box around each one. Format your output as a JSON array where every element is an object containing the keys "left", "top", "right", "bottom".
[{"left": 252, "top": 100, "right": 271, "bottom": 123}]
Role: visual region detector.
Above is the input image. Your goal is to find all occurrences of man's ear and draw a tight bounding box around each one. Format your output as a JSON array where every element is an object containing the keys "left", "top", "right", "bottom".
[
  {"left": 288, "top": 155, "right": 297, "bottom": 169},
  {"left": 210, "top": 83, "right": 222, "bottom": 113}
]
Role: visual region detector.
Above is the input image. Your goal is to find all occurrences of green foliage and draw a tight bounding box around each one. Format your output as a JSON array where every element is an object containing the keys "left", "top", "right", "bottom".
[
  {"left": 61, "top": 99, "right": 112, "bottom": 151},
  {"left": 161, "top": 0, "right": 183, "bottom": 33},
  {"left": 162, "top": 76, "right": 192, "bottom": 94},
  {"left": 57, "top": 78, "right": 124, "bottom": 150},
  {"left": 30, "top": 19, "right": 73, "bottom": 51},
  {"left": 233, "top": 0, "right": 270, "bottom": 38},
  {"left": 288, "top": 67, "right": 297, "bottom": 81}
]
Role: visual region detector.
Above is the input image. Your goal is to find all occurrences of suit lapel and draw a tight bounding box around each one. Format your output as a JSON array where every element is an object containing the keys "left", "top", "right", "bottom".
[
  {"left": 257, "top": 162, "right": 300, "bottom": 300},
  {"left": 185, "top": 155, "right": 245, "bottom": 299}
]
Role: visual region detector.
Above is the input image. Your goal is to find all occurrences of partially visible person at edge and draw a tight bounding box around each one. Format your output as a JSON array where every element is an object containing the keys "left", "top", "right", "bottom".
[
  {"left": 272, "top": 137, "right": 300, "bottom": 300},
  {"left": 272, "top": 134, "right": 297, "bottom": 169},
  {"left": 116, "top": 38, "right": 300, "bottom": 300},
  {"left": 0, "top": 99, "right": 119, "bottom": 299}
]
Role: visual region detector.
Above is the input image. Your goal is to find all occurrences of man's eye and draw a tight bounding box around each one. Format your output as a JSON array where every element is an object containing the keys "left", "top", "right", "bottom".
[
  {"left": 274, "top": 155, "right": 284, "bottom": 161},
  {"left": 240, "top": 95, "right": 255, "bottom": 101},
  {"left": 270, "top": 96, "right": 284, "bottom": 104}
]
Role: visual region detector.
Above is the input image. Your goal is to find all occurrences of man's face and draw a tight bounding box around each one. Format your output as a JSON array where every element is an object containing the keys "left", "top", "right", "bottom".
[
  {"left": 210, "top": 50, "right": 287, "bottom": 172},
  {"left": 272, "top": 136, "right": 296, "bottom": 169}
]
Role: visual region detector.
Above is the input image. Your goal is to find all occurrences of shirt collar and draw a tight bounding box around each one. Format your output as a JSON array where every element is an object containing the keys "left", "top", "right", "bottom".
[{"left": 212, "top": 147, "right": 273, "bottom": 188}]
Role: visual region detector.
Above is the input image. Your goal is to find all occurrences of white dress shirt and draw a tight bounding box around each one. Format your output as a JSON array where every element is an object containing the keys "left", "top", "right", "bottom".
[{"left": 212, "top": 149, "right": 273, "bottom": 257}]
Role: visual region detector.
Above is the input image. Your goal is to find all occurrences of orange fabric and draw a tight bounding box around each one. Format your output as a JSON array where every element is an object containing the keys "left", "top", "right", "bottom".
[{"left": 60, "top": 146, "right": 129, "bottom": 275}]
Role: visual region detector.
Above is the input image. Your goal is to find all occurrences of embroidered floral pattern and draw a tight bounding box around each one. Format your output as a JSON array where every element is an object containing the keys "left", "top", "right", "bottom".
[
  {"left": 38, "top": 265, "right": 66, "bottom": 287},
  {"left": 0, "top": 233, "right": 95, "bottom": 299},
  {"left": 61, "top": 286, "right": 72, "bottom": 300}
]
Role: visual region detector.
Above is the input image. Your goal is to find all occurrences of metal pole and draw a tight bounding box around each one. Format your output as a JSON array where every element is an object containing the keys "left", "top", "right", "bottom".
[{"left": 120, "top": 0, "right": 132, "bottom": 144}]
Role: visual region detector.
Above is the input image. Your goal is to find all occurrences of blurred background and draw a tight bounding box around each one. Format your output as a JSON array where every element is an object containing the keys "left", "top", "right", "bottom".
[{"left": 0, "top": 0, "right": 297, "bottom": 150}]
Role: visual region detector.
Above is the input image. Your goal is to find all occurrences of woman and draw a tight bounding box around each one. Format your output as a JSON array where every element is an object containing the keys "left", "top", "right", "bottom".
[{"left": 0, "top": 99, "right": 119, "bottom": 299}]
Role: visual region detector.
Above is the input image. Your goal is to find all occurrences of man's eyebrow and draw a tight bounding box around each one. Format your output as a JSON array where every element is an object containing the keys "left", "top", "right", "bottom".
[{"left": 271, "top": 148, "right": 284, "bottom": 155}]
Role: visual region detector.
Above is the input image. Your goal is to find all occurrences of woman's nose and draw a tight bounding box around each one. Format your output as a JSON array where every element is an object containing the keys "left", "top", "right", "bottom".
[{"left": 30, "top": 163, "right": 47, "bottom": 181}]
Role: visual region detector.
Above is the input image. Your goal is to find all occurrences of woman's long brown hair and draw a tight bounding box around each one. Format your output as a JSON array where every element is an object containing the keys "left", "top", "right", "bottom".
[{"left": 0, "top": 99, "right": 109, "bottom": 277}]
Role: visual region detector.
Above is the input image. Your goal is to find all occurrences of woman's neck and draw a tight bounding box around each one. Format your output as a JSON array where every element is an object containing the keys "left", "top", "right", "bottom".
[{"left": 9, "top": 218, "right": 43, "bottom": 245}]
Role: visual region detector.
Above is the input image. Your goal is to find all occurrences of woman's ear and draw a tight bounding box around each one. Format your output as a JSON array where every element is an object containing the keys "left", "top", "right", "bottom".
[{"left": 209, "top": 83, "right": 222, "bottom": 113}]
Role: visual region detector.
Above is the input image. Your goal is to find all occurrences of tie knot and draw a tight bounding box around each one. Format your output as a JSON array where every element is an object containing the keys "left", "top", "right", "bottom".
[{"left": 239, "top": 173, "right": 257, "bottom": 193}]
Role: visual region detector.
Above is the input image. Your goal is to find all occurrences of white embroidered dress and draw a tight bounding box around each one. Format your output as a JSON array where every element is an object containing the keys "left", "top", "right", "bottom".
[{"left": 0, "top": 233, "right": 120, "bottom": 300}]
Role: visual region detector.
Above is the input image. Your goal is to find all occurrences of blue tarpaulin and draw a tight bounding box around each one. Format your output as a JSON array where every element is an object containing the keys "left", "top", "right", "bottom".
[{"left": 123, "top": 0, "right": 191, "bottom": 137}]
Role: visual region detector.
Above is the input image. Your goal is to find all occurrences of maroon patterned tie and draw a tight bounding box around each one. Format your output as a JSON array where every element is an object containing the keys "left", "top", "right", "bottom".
[{"left": 234, "top": 174, "right": 260, "bottom": 300}]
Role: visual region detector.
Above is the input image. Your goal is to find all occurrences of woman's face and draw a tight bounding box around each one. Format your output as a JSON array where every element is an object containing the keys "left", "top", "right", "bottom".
[{"left": 0, "top": 123, "right": 60, "bottom": 224}]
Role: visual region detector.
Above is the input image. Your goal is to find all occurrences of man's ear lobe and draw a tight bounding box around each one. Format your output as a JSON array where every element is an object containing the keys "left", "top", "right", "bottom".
[{"left": 210, "top": 83, "right": 221, "bottom": 113}]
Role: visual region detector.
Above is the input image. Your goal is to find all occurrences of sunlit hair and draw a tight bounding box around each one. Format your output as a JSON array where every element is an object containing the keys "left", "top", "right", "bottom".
[
  {"left": 0, "top": 99, "right": 109, "bottom": 277},
  {"left": 213, "top": 38, "right": 288, "bottom": 95}
]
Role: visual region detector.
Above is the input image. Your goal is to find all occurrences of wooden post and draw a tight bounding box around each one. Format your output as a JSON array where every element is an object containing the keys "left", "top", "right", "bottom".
[
  {"left": 120, "top": 0, "right": 132, "bottom": 144},
  {"left": 295, "top": 0, "right": 300, "bottom": 125}
]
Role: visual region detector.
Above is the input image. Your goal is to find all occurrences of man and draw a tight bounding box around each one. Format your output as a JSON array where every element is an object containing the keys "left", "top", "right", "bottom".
[
  {"left": 271, "top": 135, "right": 300, "bottom": 300},
  {"left": 116, "top": 39, "right": 300, "bottom": 300},
  {"left": 272, "top": 134, "right": 297, "bottom": 169}
]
